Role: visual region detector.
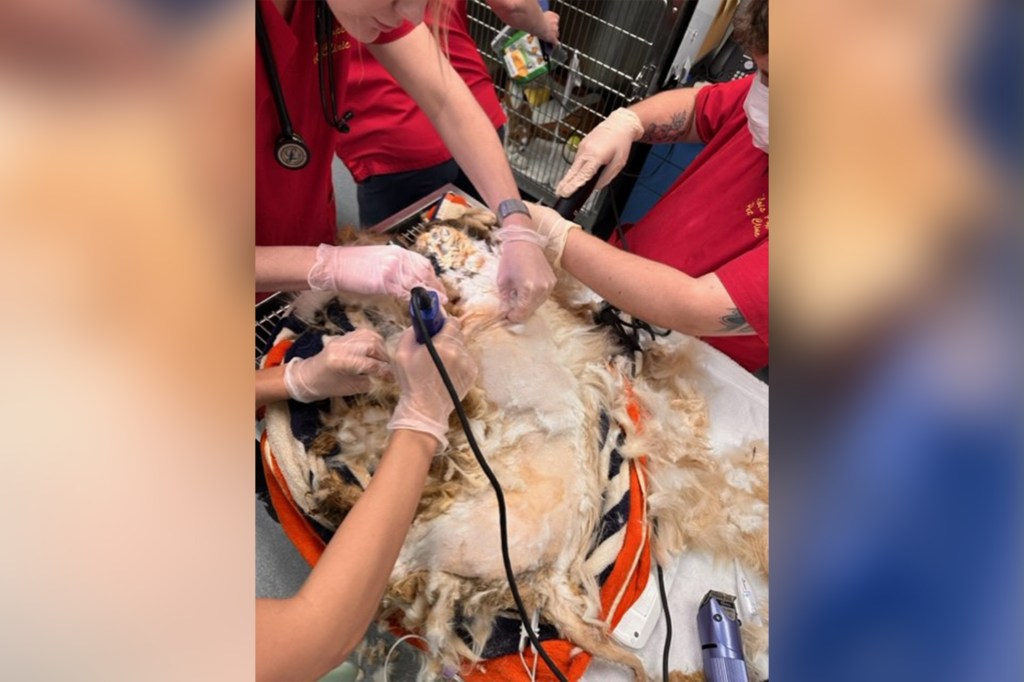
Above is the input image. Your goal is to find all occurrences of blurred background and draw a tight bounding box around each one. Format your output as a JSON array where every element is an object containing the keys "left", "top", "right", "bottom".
[
  {"left": 1, "top": 0, "right": 1020, "bottom": 679},
  {"left": 771, "top": 0, "right": 1023, "bottom": 680},
  {"left": 0, "top": 0, "right": 254, "bottom": 679}
]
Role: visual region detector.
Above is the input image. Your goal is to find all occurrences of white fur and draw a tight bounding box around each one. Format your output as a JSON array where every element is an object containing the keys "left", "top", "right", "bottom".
[{"left": 263, "top": 213, "right": 769, "bottom": 680}]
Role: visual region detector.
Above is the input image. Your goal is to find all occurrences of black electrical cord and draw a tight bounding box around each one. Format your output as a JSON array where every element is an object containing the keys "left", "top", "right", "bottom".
[
  {"left": 618, "top": 144, "right": 676, "bottom": 194},
  {"left": 409, "top": 292, "right": 569, "bottom": 682},
  {"left": 606, "top": 187, "right": 676, "bottom": 679},
  {"left": 656, "top": 563, "right": 672, "bottom": 682}
]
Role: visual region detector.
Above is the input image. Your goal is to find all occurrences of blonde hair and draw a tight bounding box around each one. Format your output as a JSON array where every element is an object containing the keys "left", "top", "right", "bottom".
[{"left": 426, "top": 0, "right": 453, "bottom": 59}]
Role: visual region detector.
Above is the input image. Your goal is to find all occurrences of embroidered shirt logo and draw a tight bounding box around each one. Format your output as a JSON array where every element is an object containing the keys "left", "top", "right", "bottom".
[
  {"left": 314, "top": 26, "right": 350, "bottom": 64},
  {"left": 744, "top": 194, "right": 769, "bottom": 238}
]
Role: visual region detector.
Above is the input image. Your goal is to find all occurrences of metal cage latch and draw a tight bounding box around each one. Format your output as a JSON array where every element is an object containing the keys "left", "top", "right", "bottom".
[{"left": 628, "top": 63, "right": 657, "bottom": 103}]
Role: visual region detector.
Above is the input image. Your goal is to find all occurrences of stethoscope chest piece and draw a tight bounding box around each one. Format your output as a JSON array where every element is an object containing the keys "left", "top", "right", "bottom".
[
  {"left": 258, "top": 0, "right": 349, "bottom": 171},
  {"left": 275, "top": 132, "right": 310, "bottom": 170}
]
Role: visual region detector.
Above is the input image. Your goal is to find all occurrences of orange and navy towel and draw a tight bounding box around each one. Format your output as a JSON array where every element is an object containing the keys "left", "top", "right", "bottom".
[{"left": 258, "top": 310, "right": 651, "bottom": 681}]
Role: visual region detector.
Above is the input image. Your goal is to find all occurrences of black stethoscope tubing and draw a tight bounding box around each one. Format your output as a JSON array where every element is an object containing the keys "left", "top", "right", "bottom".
[
  {"left": 258, "top": 0, "right": 354, "bottom": 170},
  {"left": 257, "top": 2, "right": 309, "bottom": 169},
  {"left": 315, "top": 0, "right": 354, "bottom": 136}
]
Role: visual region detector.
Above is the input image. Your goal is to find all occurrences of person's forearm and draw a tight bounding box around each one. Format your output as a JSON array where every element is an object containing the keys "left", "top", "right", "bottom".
[
  {"left": 432, "top": 91, "right": 523, "bottom": 213},
  {"left": 255, "top": 365, "right": 289, "bottom": 408},
  {"left": 256, "top": 429, "right": 436, "bottom": 681},
  {"left": 420, "top": 64, "right": 523, "bottom": 213},
  {"left": 255, "top": 246, "right": 318, "bottom": 292},
  {"left": 559, "top": 230, "right": 732, "bottom": 336},
  {"left": 489, "top": 0, "right": 549, "bottom": 39},
  {"left": 369, "top": 27, "right": 527, "bottom": 217},
  {"left": 628, "top": 87, "right": 702, "bottom": 144},
  {"left": 294, "top": 430, "right": 435, "bottom": 669}
]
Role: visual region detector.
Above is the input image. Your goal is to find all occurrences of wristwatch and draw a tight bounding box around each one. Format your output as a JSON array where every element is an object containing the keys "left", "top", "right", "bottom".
[{"left": 497, "top": 198, "right": 531, "bottom": 224}]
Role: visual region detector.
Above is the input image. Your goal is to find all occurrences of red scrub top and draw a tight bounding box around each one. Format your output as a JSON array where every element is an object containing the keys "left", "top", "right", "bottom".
[
  {"left": 617, "top": 76, "right": 769, "bottom": 371},
  {"left": 255, "top": 0, "right": 414, "bottom": 247},
  {"left": 336, "top": 0, "right": 506, "bottom": 182}
]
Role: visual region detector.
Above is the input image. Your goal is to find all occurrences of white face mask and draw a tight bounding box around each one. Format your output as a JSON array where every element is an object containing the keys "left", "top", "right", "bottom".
[{"left": 743, "top": 72, "right": 769, "bottom": 153}]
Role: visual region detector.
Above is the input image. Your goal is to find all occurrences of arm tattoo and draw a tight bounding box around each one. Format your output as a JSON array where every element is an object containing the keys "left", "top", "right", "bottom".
[
  {"left": 642, "top": 111, "right": 690, "bottom": 143},
  {"left": 719, "top": 308, "right": 754, "bottom": 334}
]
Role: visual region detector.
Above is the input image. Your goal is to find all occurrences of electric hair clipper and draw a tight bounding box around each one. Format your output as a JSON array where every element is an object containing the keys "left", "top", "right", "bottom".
[
  {"left": 552, "top": 165, "right": 603, "bottom": 220},
  {"left": 410, "top": 287, "right": 445, "bottom": 344},
  {"left": 697, "top": 590, "right": 750, "bottom": 682}
]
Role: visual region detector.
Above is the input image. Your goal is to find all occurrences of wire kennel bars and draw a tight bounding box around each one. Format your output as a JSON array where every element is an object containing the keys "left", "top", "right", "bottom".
[{"left": 466, "top": 0, "right": 676, "bottom": 229}]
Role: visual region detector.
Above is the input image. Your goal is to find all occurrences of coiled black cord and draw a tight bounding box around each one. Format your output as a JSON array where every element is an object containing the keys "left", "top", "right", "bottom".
[
  {"left": 594, "top": 303, "right": 671, "bottom": 357},
  {"left": 409, "top": 291, "right": 569, "bottom": 682}
]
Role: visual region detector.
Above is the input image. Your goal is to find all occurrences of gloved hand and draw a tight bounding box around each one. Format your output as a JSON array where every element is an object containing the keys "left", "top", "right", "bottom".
[
  {"left": 387, "top": 319, "right": 478, "bottom": 451},
  {"left": 307, "top": 244, "right": 447, "bottom": 303},
  {"left": 524, "top": 202, "right": 581, "bottom": 269},
  {"left": 284, "top": 329, "right": 391, "bottom": 403},
  {"left": 555, "top": 107, "right": 644, "bottom": 198},
  {"left": 494, "top": 222, "right": 556, "bottom": 323}
]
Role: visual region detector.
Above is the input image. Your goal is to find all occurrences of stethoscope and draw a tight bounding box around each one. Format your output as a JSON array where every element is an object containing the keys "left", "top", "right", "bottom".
[{"left": 257, "top": 0, "right": 354, "bottom": 170}]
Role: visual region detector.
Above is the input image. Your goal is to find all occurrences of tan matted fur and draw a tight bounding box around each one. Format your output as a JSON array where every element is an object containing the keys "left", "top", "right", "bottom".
[{"left": 262, "top": 206, "right": 768, "bottom": 680}]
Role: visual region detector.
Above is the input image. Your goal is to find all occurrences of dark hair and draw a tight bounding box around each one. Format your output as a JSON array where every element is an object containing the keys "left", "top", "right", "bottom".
[{"left": 733, "top": 0, "right": 768, "bottom": 57}]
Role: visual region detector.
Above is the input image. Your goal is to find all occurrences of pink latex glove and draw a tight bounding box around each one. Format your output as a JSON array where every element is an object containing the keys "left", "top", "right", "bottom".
[
  {"left": 284, "top": 329, "right": 391, "bottom": 403},
  {"left": 524, "top": 202, "right": 581, "bottom": 268},
  {"left": 494, "top": 222, "right": 556, "bottom": 323},
  {"left": 307, "top": 244, "right": 447, "bottom": 303},
  {"left": 387, "top": 319, "right": 478, "bottom": 452},
  {"left": 555, "top": 107, "right": 644, "bottom": 198}
]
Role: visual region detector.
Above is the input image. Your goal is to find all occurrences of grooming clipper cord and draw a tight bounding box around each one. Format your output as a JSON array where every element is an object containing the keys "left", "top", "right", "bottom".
[{"left": 697, "top": 590, "right": 750, "bottom": 682}]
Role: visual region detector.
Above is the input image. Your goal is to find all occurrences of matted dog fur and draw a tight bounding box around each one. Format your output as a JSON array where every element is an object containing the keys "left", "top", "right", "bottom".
[{"left": 261, "top": 206, "right": 769, "bottom": 680}]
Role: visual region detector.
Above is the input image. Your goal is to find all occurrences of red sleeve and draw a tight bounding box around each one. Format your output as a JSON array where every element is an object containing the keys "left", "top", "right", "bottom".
[
  {"left": 714, "top": 240, "right": 768, "bottom": 343},
  {"left": 370, "top": 20, "right": 416, "bottom": 45},
  {"left": 694, "top": 75, "right": 754, "bottom": 143}
]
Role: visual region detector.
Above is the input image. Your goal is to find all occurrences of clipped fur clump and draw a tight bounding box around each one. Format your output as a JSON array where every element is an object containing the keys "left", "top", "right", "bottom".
[{"left": 262, "top": 206, "right": 768, "bottom": 680}]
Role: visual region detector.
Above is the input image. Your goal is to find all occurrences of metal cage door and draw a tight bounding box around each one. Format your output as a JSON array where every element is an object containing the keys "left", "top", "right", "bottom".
[{"left": 466, "top": 0, "right": 677, "bottom": 228}]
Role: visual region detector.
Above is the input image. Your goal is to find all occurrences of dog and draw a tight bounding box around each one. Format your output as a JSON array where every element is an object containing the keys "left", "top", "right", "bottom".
[{"left": 261, "top": 206, "right": 768, "bottom": 680}]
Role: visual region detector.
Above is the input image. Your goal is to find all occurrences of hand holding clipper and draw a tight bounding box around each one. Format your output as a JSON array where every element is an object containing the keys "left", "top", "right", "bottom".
[
  {"left": 387, "top": 313, "right": 476, "bottom": 453},
  {"left": 410, "top": 287, "right": 445, "bottom": 344},
  {"left": 552, "top": 164, "right": 603, "bottom": 221}
]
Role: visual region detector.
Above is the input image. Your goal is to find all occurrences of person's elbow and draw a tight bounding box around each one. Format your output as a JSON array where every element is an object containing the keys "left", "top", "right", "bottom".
[
  {"left": 296, "top": 600, "right": 366, "bottom": 681},
  {"left": 666, "top": 308, "right": 751, "bottom": 338},
  {"left": 665, "top": 312, "right": 718, "bottom": 338},
  {"left": 303, "top": 640, "right": 361, "bottom": 682},
  {"left": 256, "top": 596, "right": 362, "bottom": 682},
  {"left": 664, "top": 274, "right": 749, "bottom": 337}
]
